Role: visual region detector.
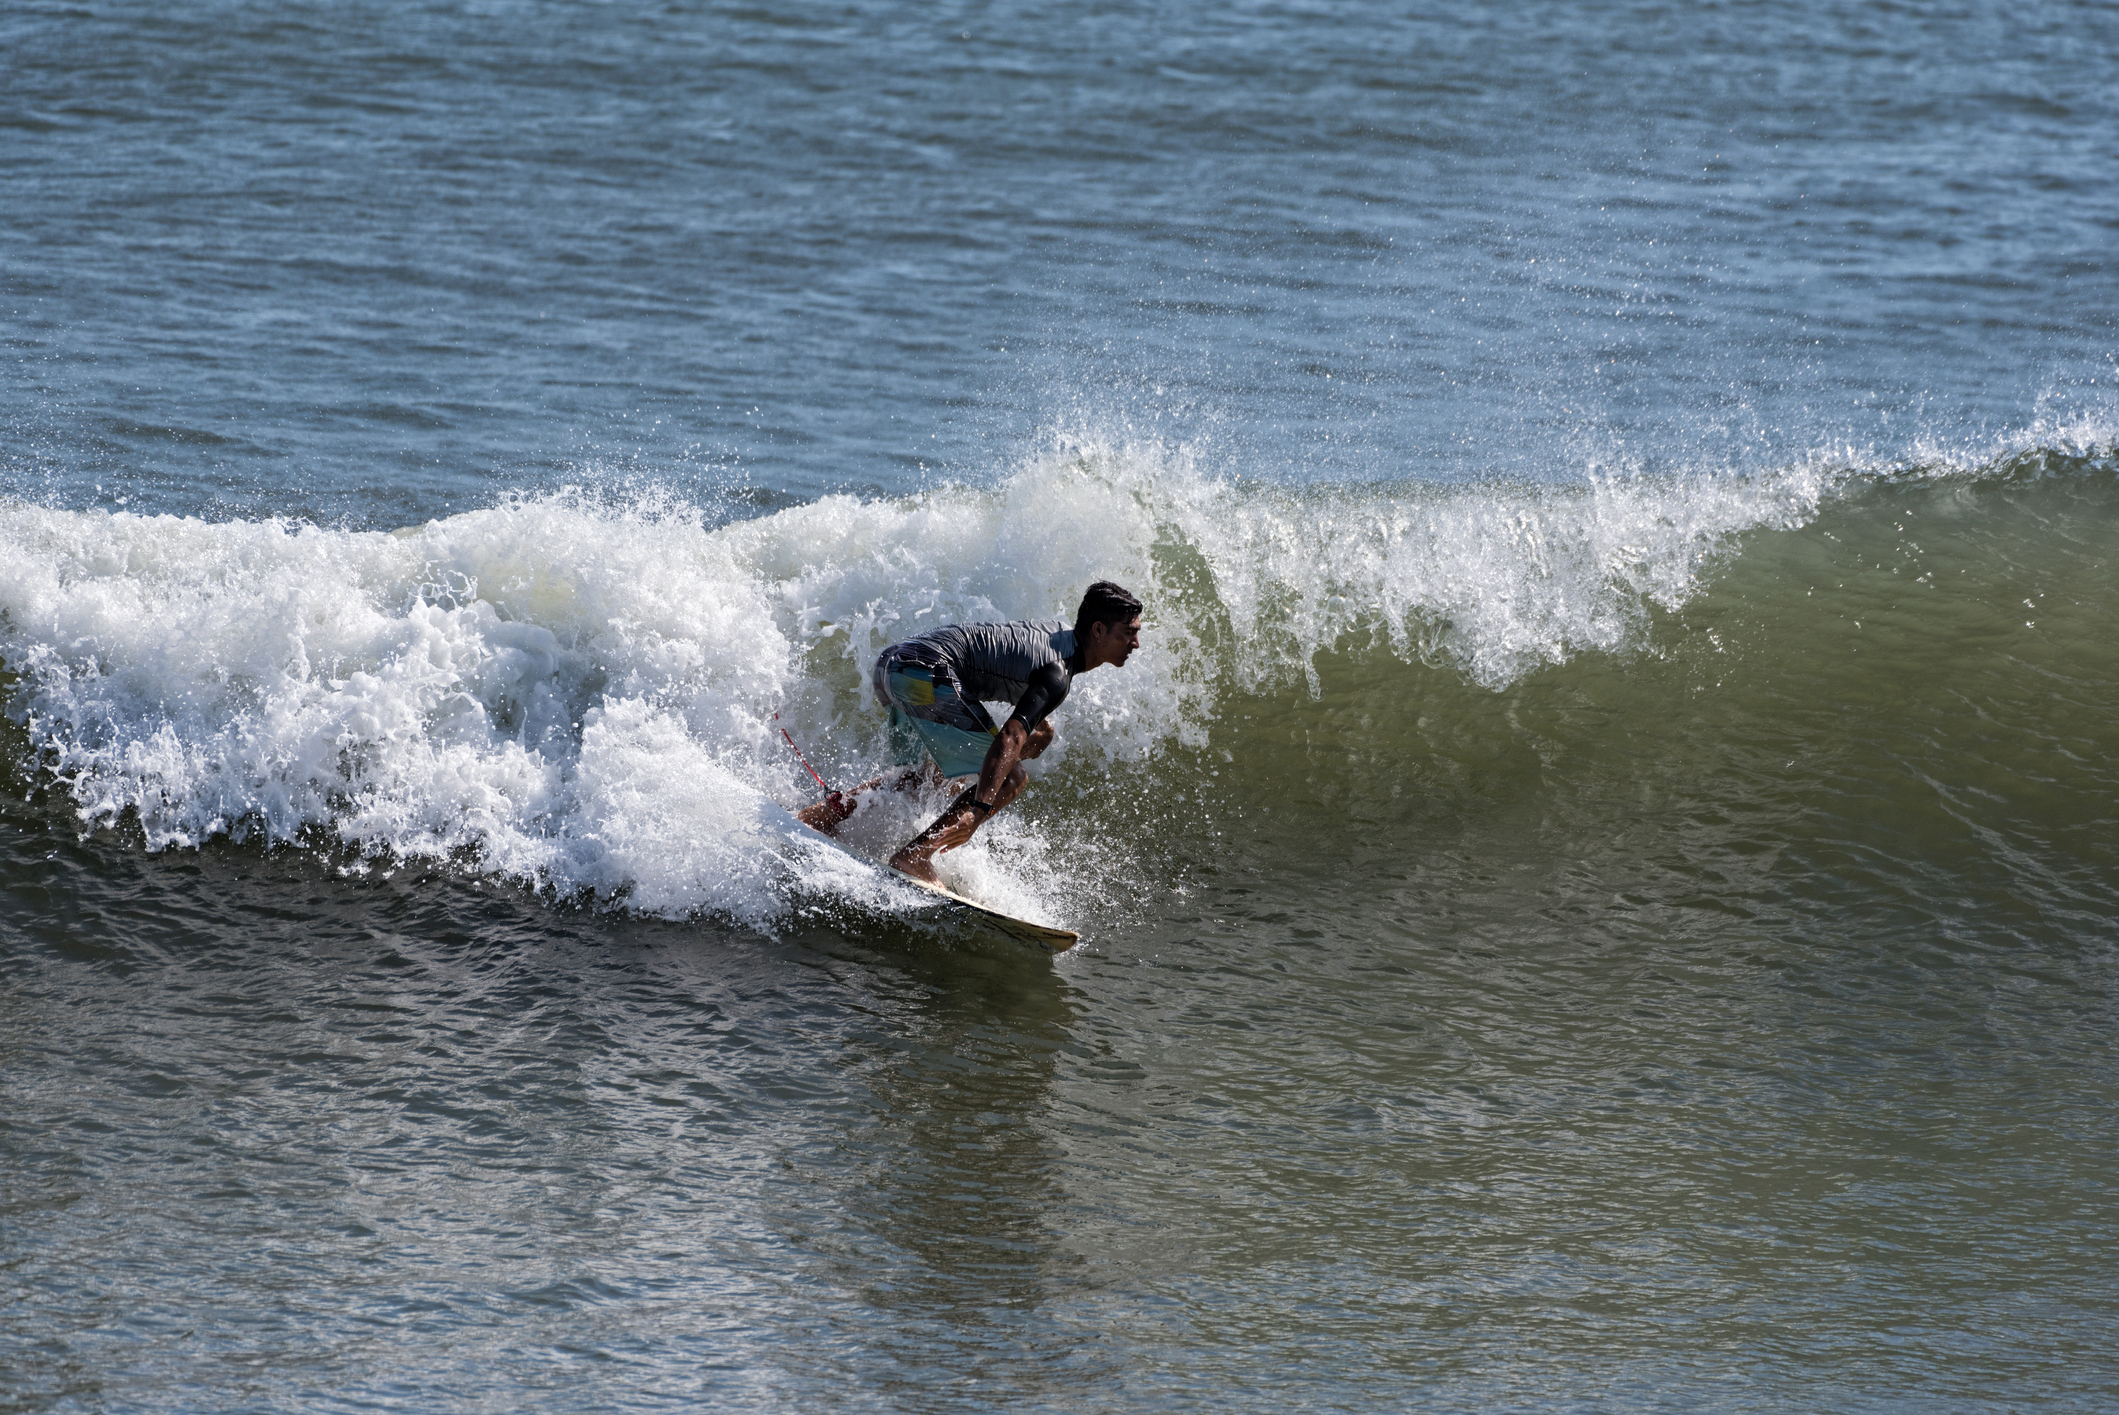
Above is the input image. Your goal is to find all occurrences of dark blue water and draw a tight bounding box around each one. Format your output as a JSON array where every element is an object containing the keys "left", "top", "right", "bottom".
[
  {"left": 5, "top": 2, "right": 2119, "bottom": 1410},
  {"left": 9, "top": 0, "right": 2112, "bottom": 521}
]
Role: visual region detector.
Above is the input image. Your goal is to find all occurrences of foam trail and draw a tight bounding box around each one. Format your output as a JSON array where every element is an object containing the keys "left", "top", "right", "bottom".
[{"left": 0, "top": 437, "right": 1900, "bottom": 924}]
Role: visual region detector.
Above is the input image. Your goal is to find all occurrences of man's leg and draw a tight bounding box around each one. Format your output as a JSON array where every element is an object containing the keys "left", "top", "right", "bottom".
[
  {"left": 796, "top": 761, "right": 943, "bottom": 834},
  {"left": 886, "top": 761, "right": 1030, "bottom": 883},
  {"left": 888, "top": 717, "right": 1057, "bottom": 877},
  {"left": 795, "top": 684, "right": 958, "bottom": 836}
]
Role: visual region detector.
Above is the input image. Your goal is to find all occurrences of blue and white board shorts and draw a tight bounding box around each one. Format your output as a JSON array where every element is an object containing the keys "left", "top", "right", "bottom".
[{"left": 871, "top": 642, "right": 1001, "bottom": 779}]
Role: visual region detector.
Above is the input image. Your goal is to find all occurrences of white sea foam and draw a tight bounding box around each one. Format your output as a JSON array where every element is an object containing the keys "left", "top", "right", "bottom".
[{"left": 0, "top": 440, "right": 1850, "bottom": 925}]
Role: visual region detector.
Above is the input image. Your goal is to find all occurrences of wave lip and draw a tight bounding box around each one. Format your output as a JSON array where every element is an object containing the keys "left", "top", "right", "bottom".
[{"left": 1161, "top": 458, "right": 1832, "bottom": 693}]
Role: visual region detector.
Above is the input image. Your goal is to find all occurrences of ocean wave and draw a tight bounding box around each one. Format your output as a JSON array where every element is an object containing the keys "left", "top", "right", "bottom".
[{"left": 2, "top": 428, "right": 2111, "bottom": 924}]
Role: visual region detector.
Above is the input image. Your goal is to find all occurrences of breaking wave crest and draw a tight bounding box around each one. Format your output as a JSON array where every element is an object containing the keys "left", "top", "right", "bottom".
[{"left": 2, "top": 425, "right": 2111, "bottom": 926}]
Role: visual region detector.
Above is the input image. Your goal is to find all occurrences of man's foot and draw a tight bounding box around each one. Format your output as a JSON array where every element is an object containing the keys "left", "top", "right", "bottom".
[
  {"left": 888, "top": 845, "right": 941, "bottom": 884},
  {"left": 795, "top": 792, "right": 854, "bottom": 835}
]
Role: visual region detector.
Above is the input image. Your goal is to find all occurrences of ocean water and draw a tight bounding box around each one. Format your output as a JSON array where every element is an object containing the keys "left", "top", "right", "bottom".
[{"left": 4, "top": 2, "right": 2117, "bottom": 1410}]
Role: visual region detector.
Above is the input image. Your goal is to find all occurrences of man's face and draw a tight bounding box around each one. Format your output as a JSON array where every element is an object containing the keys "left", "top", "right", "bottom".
[{"left": 1093, "top": 615, "right": 1142, "bottom": 667}]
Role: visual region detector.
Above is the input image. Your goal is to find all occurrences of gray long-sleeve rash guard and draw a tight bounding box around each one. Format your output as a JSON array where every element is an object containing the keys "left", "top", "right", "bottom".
[{"left": 904, "top": 619, "right": 1078, "bottom": 729}]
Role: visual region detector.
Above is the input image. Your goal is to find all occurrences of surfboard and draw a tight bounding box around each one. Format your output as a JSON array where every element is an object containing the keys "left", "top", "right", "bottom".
[
  {"left": 767, "top": 801, "right": 1079, "bottom": 953},
  {"left": 886, "top": 868, "right": 1080, "bottom": 953}
]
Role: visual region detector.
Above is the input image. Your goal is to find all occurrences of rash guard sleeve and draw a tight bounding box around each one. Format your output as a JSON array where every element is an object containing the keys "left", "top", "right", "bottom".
[{"left": 1007, "top": 661, "right": 1071, "bottom": 734}]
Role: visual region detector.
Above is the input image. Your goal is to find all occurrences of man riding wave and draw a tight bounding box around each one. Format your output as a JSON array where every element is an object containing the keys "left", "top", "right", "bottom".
[{"left": 798, "top": 581, "right": 1144, "bottom": 882}]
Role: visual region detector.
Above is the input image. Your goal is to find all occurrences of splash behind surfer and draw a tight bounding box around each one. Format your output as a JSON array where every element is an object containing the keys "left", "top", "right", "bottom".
[{"left": 797, "top": 580, "right": 1143, "bottom": 883}]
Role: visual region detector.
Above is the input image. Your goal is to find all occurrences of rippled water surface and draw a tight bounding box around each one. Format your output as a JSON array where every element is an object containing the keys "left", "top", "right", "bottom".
[{"left": 6, "top": 1, "right": 2119, "bottom": 1410}]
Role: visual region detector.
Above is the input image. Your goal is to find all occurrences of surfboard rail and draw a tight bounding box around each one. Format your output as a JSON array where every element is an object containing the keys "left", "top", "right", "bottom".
[
  {"left": 770, "top": 800, "right": 1079, "bottom": 953},
  {"left": 887, "top": 868, "right": 1080, "bottom": 953}
]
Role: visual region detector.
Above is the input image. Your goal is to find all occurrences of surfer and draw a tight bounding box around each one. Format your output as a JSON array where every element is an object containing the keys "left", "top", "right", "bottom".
[{"left": 798, "top": 581, "right": 1144, "bottom": 883}]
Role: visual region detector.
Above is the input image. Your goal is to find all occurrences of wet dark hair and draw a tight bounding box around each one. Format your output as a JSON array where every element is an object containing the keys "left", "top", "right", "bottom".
[{"left": 1073, "top": 580, "right": 1142, "bottom": 639}]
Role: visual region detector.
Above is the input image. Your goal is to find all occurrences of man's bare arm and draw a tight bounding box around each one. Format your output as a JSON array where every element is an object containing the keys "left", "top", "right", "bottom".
[{"left": 973, "top": 719, "right": 1031, "bottom": 805}]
